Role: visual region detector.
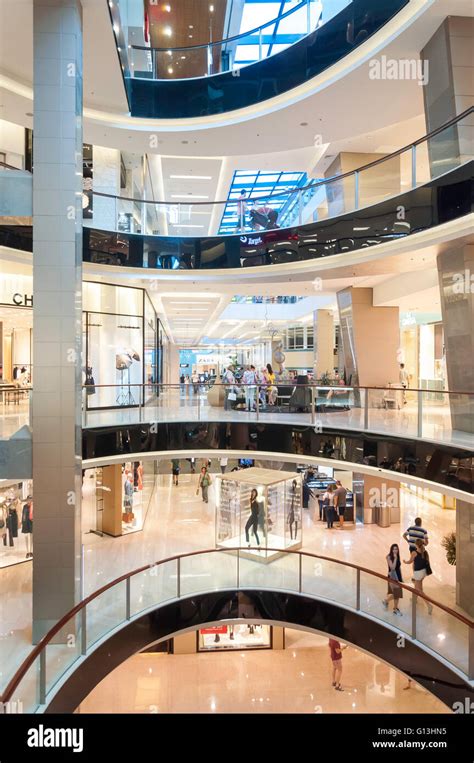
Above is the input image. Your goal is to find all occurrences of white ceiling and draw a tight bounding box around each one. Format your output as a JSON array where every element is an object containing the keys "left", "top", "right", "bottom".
[{"left": 1, "top": 0, "right": 472, "bottom": 160}]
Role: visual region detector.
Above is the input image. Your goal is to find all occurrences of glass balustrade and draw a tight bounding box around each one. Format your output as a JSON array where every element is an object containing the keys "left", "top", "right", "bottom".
[
  {"left": 79, "top": 110, "right": 474, "bottom": 238},
  {"left": 3, "top": 549, "right": 472, "bottom": 711}
]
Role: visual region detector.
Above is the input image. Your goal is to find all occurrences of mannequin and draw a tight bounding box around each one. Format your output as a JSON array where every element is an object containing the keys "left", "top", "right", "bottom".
[
  {"left": 0, "top": 502, "right": 7, "bottom": 548},
  {"left": 21, "top": 498, "right": 33, "bottom": 558},
  {"left": 116, "top": 348, "right": 141, "bottom": 406},
  {"left": 123, "top": 474, "right": 134, "bottom": 521},
  {"left": 244, "top": 488, "right": 261, "bottom": 548},
  {"left": 6, "top": 501, "right": 19, "bottom": 547},
  {"left": 288, "top": 479, "right": 300, "bottom": 540}
]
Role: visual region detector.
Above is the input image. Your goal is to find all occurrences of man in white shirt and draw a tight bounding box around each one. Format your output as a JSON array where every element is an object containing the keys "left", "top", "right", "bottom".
[{"left": 242, "top": 365, "right": 257, "bottom": 411}]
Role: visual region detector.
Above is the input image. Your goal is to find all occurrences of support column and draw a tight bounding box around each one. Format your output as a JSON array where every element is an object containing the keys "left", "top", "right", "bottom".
[
  {"left": 456, "top": 500, "right": 474, "bottom": 617},
  {"left": 421, "top": 17, "right": 474, "bottom": 175},
  {"left": 437, "top": 245, "right": 474, "bottom": 434},
  {"left": 32, "top": 0, "right": 83, "bottom": 641},
  {"left": 313, "top": 309, "right": 334, "bottom": 378},
  {"left": 336, "top": 287, "right": 399, "bottom": 388}
]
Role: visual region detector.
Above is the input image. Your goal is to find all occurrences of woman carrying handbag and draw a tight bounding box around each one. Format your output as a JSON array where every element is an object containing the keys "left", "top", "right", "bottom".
[
  {"left": 404, "top": 538, "right": 433, "bottom": 615},
  {"left": 382, "top": 544, "right": 403, "bottom": 615}
]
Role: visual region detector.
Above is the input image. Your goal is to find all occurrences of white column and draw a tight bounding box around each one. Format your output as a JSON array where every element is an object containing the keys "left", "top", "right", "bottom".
[{"left": 32, "top": 0, "right": 83, "bottom": 641}]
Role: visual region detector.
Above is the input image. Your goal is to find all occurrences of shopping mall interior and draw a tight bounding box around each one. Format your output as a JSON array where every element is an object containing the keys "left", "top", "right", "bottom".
[{"left": 0, "top": 0, "right": 473, "bottom": 735}]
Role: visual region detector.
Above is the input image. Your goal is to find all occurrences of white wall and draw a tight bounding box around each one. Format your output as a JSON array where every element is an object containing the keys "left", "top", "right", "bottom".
[{"left": 0, "top": 120, "right": 25, "bottom": 167}]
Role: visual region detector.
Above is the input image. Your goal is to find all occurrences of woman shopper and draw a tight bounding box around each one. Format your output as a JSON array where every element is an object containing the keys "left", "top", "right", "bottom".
[
  {"left": 382, "top": 544, "right": 403, "bottom": 615},
  {"left": 265, "top": 363, "right": 278, "bottom": 406},
  {"left": 323, "top": 484, "right": 336, "bottom": 529},
  {"left": 197, "top": 466, "right": 212, "bottom": 504},
  {"left": 404, "top": 538, "right": 433, "bottom": 615}
]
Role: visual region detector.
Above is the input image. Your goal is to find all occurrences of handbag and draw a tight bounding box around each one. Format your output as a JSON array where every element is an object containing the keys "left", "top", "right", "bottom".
[
  {"left": 228, "top": 392, "right": 237, "bottom": 401},
  {"left": 425, "top": 561, "right": 433, "bottom": 576}
]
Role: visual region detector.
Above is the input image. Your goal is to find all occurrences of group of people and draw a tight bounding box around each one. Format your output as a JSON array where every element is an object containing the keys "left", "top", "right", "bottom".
[
  {"left": 314, "top": 481, "right": 348, "bottom": 529},
  {"left": 236, "top": 189, "right": 279, "bottom": 232},
  {"left": 382, "top": 517, "right": 432, "bottom": 616},
  {"left": 223, "top": 363, "right": 279, "bottom": 411},
  {"left": 328, "top": 517, "right": 432, "bottom": 692}
]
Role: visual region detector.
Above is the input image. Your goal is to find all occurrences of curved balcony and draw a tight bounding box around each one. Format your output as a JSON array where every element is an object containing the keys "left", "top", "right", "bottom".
[
  {"left": 1, "top": 111, "right": 472, "bottom": 271},
  {"left": 2, "top": 548, "right": 473, "bottom": 712},
  {"left": 80, "top": 386, "right": 474, "bottom": 498},
  {"left": 120, "top": 0, "right": 409, "bottom": 118}
]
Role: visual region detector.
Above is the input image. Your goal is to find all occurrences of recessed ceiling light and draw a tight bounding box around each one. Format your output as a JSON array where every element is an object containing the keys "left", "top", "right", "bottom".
[
  {"left": 189, "top": 25, "right": 194, "bottom": 29},
  {"left": 171, "top": 194, "right": 208, "bottom": 199},
  {"left": 167, "top": 67, "right": 173, "bottom": 74},
  {"left": 170, "top": 175, "right": 212, "bottom": 180},
  {"left": 163, "top": 26, "right": 173, "bottom": 37}
]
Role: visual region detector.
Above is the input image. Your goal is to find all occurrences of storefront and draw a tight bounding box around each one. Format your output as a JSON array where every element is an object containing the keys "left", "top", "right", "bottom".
[
  {"left": 83, "top": 281, "right": 167, "bottom": 410},
  {"left": 0, "top": 274, "right": 33, "bottom": 384},
  {"left": 0, "top": 479, "right": 33, "bottom": 568},
  {"left": 399, "top": 313, "right": 445, "bottom": 392},
  {"left": 83, "top": 460, "right": 156, "bottom": 537}
]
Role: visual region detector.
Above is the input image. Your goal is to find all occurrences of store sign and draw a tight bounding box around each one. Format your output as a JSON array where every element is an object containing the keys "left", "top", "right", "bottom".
[
  {"left": 0, "top": 275, "right": 33, "bottom": 307},
  {"left": 200, "top": 626, "right": 227, "bottom": 635},
  {"left": 12, "top": 293, "right": 33, "bottom": 307}
]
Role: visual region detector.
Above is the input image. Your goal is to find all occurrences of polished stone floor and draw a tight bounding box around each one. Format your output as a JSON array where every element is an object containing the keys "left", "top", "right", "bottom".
[
  {"left": 0, "top": 466, "right": 463, "bottom": 697},
  {"left": 77, "top": 629, "right": 449, "bottom": 714}
]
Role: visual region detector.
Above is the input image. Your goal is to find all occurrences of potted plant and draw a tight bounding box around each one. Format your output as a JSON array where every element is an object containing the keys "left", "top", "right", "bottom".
[{"left": 441, "top": 532, "right": 456, "bottom": 566}]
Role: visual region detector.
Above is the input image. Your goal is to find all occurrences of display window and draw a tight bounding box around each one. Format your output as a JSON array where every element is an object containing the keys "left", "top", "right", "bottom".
[
  {"left": 198, "top": 624, "right": 271, "bottom": 652},
  {"left": 216, "top": 467, "right": 302, "bottom": 561},
  {"left": 0, "top": 479, "right": 33, "bottom": 568},
  {"left": 83, "top": 281, "right": 164, "bottom": 410}
]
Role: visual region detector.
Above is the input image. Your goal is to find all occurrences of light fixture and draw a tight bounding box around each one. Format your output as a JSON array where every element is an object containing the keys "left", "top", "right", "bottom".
[
  {"left": 113, "top": 24, "right": 119, "bottom": 34},
  {"left": 170, "top": 175, "right": 212, "bottom": 180},
  {"left": 163, "top": 26, "right": 173, "bottom": 37},
  {"left": 167, "top": 66, "right": 173, "bottom": 74},
  {"left": 164, "top": 3, "right": 171, "bottom": 11},
  {"left": 171, "top": 194, "right": 209, "bottom": 199},
  {"left": 209, "top": 4, "right": 214, "bottom": 11},
  {"left": 181, "top": 55, "right": 186, "bottom": 60},
  {"left": 167, "top": 50, "right": 172, "bottom": 56}
]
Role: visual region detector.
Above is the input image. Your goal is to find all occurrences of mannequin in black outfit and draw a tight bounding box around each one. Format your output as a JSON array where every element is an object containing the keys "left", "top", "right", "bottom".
[
  {"left": 288, "top": 479, "right": 299, "bottom": 540},
  {"left": 245, "top": 488, "right": 260, "bottom": 547}
]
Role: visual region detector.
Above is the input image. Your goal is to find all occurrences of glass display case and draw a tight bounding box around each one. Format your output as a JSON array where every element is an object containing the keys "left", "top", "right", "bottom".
[{"left": 216, "top": 467, "right": 302, "bottom": 561}]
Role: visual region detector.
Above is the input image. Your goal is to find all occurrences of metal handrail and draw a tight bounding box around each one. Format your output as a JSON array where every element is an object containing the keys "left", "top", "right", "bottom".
[
  {"left": 80, "top": 381, "right": 473, "bottom": 396},
  {"left": 131, "top": 0, "right": 310, "bottom": 54},
  {"left": 2, "top": 546, "right": 472, "bottom": 704},
  {"left": 89, "top": 108, "right": 473, "bottom": 208}
]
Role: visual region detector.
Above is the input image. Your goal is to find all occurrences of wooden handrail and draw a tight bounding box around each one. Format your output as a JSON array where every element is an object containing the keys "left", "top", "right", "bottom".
[{"left": 2, "top": 546, "right": 472, "bottom": 704}]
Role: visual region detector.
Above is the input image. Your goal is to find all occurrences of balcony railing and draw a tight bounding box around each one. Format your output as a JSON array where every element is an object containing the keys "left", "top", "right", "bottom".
[
  {"left": 2, "top": 547, "right": 472, "bottom": 712},
  {"left": 128, "top": 1, "right": 328, "bottom": 80},
  {"left": 82, "top": 108, "right": 473, "bottom": 238}
]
